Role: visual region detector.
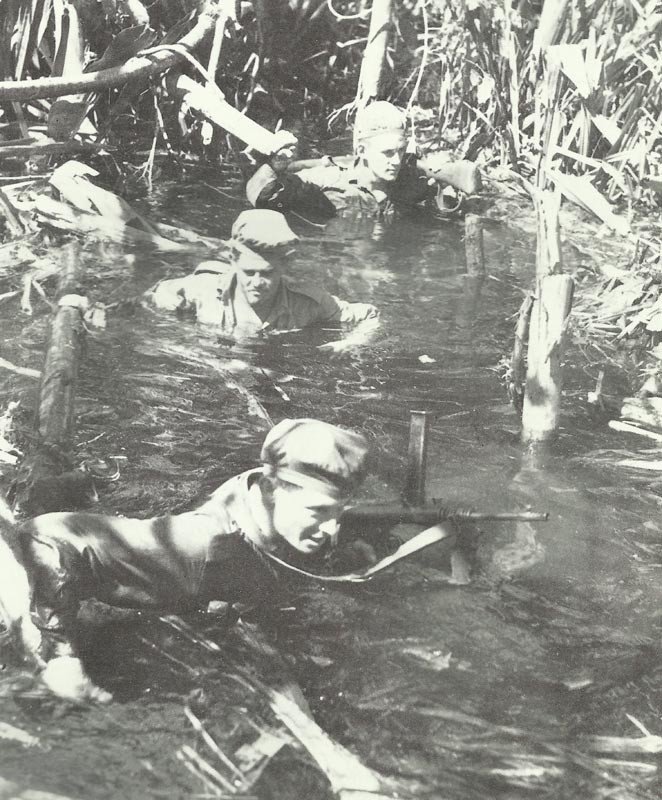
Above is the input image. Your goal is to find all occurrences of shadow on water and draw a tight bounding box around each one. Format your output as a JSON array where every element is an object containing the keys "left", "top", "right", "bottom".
[{"left": 1, "top": 176, "right": 662, "bottom": 799}]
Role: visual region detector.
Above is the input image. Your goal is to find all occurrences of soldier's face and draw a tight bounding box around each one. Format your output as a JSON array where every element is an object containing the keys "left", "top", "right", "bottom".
[
  {"left": 361, "top": 133, "right": 406, "bottom": 183},
  {"left": 271, "top": 485, "right": 345, "bottom": 554},
  {"left": 233, "top": 248, "right": 284, "bottom": 308}
]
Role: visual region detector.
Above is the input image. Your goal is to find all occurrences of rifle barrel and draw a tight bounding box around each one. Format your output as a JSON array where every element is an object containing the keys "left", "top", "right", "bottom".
[{"left": 342, "top": 505, "right": 548, "bottom": 526}]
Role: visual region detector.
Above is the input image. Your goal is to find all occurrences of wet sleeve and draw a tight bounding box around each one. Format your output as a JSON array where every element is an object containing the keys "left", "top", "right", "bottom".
[
  {"left": 246, "top": 164, "right": 336, "bottom": 218},
  {"left": 315, "top": 291, "right": 380, "bottom": 325},
  {"left": 145, "top": 276, "right": 195, "bottom": 312},
  {"left": 145, "top": 274, "right": 216, "bottom": 315}
]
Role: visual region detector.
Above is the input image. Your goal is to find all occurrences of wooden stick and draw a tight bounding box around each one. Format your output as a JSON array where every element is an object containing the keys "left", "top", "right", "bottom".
[
  {"left": 0, "top": 188, "right": 24, "bottom": 236},
  {"left": 608, "top": 420, "right": 662, "bottom": 442},
  {"left": 0, "top": 357, "right": 39, "bottom": 379},
  {"left": 403, "top": 410, "right": 430, "bottom": 505},
  {"left": 464, "top": 214, "right": 485, "bottom": 276},
  {"left": 36, "top": 249, "right": 85, "bottom": 445},
  {"left": 231, "top": 623, "right": 391, "bottom": 798},
  {"left": 0, "top": 139, "right": 102, "bottom": 158},
  {"left": 509, "top": 293, "right": 534, "bottom": 415}
]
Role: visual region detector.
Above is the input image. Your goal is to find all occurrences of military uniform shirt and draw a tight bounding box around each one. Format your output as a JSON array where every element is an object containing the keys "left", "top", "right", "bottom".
[
  {"left": 146, "top": 264, "right": 378, "bottom": 334},
  {"left": 20, "top": 469, "right": 281, "bottom": 616},
  {"left": 247, "top": 158, "right": 435, "bottom": 219}
]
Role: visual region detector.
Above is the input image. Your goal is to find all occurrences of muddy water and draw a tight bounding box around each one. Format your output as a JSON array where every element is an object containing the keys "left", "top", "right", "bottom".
[{"left": 1, "top": 172, "right": 662, "bottom": 800}]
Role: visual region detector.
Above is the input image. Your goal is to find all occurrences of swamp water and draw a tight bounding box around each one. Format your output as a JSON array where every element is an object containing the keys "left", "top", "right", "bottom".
[{"left": 1, "top": 172, "right": 662, "bottom": 800}]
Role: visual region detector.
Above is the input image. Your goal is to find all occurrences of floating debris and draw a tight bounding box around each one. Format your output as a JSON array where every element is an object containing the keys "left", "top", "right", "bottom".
[{"left": 0, "top": 720, "right": 40, "bottom": 748}]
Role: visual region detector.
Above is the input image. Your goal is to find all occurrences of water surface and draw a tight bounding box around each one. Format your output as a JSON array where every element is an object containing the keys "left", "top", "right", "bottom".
[{"left": 1, "top": 171, "right": 661, "bottom": 800}]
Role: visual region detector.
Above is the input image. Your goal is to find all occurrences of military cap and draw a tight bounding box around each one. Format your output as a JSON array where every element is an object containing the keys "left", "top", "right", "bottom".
[
  {"left": 261, "top": 418, "right": 369, "bottom": 498},
  {"left": 355, "top": 101, "right": 407, "bottom": 142},
  {"left": 230, "top": 210, "right": 299, "bottom": 256}
]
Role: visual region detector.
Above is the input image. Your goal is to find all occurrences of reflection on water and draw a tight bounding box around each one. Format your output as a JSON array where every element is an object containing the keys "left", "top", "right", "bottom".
[{"left": 1, "top": 176, "right": 662, "bottom": 799}]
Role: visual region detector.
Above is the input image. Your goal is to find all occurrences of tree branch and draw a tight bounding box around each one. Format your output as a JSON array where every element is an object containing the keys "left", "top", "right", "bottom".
[{"left": 0, "top": 11, "right": 216, "bottom": 102}]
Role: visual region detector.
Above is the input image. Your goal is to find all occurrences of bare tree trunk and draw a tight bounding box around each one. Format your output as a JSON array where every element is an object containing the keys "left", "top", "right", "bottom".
[
  {"left": 521, "top": 274, "right": 573, "bottom": 441},
  {"left": 355, "top": 0, "right": 393, "bottom": 112},
  {"left": 520, "top": 56, "right": 574, "bottom": 442}
]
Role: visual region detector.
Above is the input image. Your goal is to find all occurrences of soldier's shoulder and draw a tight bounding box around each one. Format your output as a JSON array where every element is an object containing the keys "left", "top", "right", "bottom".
[
  {"left": 298, "top": 161, "right": 351, "bottom": 189},
  {"left": 282, "top": 278, "right": 332, "bottom": 305}
]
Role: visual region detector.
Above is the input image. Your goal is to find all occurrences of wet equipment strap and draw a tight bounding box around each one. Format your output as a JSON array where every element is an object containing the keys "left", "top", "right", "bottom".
[
  {"left": 264, "top": 523, "right": 456, "bottom": 584},
  {"left": 263, "top": 506, "right": 549, "bottom": 584}
]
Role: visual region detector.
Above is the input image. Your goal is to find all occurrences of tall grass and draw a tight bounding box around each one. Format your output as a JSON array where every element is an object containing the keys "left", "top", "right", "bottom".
[{"left": 415, "top": 0, "right": 662, "bottom": 209}]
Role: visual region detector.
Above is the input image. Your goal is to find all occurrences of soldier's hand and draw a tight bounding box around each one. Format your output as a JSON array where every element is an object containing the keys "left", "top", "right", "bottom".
[
  {"left": 269, "top": 129, "right": 298, "bottom": 173},
  {"left": 317, "top": 338, "right": 352, "bottom": 355}
]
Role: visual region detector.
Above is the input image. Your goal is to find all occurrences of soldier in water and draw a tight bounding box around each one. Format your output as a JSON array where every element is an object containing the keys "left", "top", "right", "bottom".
[
  {"left": 145, "top": 209, "right": 379, "bottom": 351},
  {"left": 246, "top": 101, "right": 482, "bottom": 219},
  {"left": 4, "top": 419, "right": 371, "bottom": 702}
]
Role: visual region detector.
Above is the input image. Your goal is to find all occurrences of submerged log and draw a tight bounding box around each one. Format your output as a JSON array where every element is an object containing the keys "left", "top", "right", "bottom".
[{"left": 12, "top": 243, "right": 96, "bottom": 515}]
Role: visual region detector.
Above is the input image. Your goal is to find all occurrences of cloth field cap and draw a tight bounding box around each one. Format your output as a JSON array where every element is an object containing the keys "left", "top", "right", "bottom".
[
  {"left": 230, "top": 210, "right": 299, "bottom": 260},
  {"left": 355, "top": 101, "right": 407, "bottom": 143},
  {"left": 261, "top": 418, "right": 370, "bottom": 499}
]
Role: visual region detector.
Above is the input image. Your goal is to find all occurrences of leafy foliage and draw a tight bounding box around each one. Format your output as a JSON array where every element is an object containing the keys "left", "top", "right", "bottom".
[{"left": 414, "top": 0, "right": 662, "bottom": 209}]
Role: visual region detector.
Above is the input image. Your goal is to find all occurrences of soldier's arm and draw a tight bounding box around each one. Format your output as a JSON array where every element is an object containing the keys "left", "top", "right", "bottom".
[
  {"left": 144, "top": 266, "right": 227, "bottom": 314},
  {"left": 315, "top": 293, "right": 381, "bottom": 353},
  {"left": 246, "top": 164, "right": 337, "bottom": 217}
]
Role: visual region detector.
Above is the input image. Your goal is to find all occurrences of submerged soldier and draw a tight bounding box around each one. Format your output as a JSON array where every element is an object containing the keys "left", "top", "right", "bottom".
[
  {"left": 6, "top": 419, "right": 369, "bottom": 702},
  {"left": 246, "top": 101, "right": 482, "bottom": 219},
  {"left": 146, "top": 209, "right": 378, "bottom": 348}
]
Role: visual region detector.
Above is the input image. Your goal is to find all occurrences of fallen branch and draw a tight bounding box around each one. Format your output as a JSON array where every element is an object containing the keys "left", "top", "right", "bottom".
[
  {"left": 0, "top": 139, "right": 102, "bottom": 158},
  {"left": 0, "top": 188, "right": 24, "bottom": 236},
  {"left": 0, "top": 357, "right": 39, "bottom": 379},
  {"left": 588, "top": 734, "right": 662, "bottom": 755},
  {"left": 0, "top": 10, "right": 216, "bottom": 102},
  {"left": 231, "top": 622, "right": 394, "bottom": 799},
  {"left": 608, "top": 420, "right": 662, "bottom": 442}
]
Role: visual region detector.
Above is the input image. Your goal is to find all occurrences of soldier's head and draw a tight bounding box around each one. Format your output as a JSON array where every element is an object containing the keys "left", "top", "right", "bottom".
[
  {"left": 355, "top": 101, "right": 407, "bottom": 185},
  {"left": 258, "top": 419, "right": 370, "bottom": 554},
  {"left": 229, "top": 210, "right": 299, "bottom": 309}
]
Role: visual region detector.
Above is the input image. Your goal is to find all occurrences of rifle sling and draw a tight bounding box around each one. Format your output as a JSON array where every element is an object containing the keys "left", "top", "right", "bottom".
[{"left": 263, "top": 523, "right": 454, "bottom": 584}]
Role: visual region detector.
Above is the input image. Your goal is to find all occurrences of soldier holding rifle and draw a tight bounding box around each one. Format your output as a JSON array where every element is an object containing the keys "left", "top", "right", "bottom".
[{"left": 246, "top": 101, "right": 482, "bottom": 219}]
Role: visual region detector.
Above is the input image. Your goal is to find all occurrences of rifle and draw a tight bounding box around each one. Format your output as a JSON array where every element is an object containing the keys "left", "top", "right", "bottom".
[
  {"left": 341, "top": 503, "right": 548, "bottom": 527},
  {"left": 264, "top": 411, "right": 549, "bottom": 584},
  {"left": 264, "top": 503, "right": 548, "bottom": 584}
]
